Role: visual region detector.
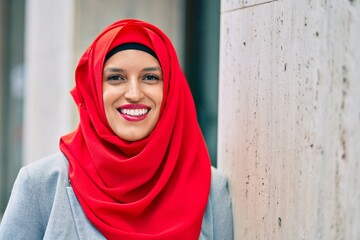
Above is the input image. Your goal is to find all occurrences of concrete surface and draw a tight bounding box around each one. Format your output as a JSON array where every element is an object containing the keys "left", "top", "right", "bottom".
[{"left": 218, "top": 0, "right": 360, "bottom": 239}]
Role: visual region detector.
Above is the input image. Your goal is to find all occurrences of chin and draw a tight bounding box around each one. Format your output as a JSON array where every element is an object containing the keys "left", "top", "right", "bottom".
[{"left": 115, "top": 132, "right": 149, "bottom": 142}]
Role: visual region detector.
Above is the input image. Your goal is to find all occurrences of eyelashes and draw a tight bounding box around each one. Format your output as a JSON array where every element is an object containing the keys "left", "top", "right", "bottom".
[
  {"left": 104, "top": 73, "right": 162, "bottom": 84},
  {"left": 106, "top": 75, "right": 125, "bottom": 81},
  {"left": 143, "top": 74, "right": 160, "bottom": 81}
]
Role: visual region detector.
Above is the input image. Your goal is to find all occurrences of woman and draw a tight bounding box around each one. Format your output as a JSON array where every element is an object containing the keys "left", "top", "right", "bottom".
[{"left": 0, "top": 19, "right": 233, "bottom": 239}]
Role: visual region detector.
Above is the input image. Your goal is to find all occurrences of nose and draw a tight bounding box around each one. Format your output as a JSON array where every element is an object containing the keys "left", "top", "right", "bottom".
[{"left": 124, "top": 79, "right": 144, "bottom": 102}]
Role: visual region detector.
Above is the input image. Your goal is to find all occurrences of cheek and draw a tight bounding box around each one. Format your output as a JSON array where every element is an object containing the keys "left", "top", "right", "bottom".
[
  {"left": 157, "top": 86, "right": 164, "bottom": 112},
  {"left": 102, "top": 93, "right": 111, "bottom": 113},
  {"left": 157, "top": 90, "right": 164, "bottom": 107},
  {"left": 102, "top": 84, "right": 109, "bottom": 104},
  {"left": 102, "top": 88, "right": 119, "bottom": 124},
  {"left": 102, "top": 86, "right": 118, "bottom": 106}
]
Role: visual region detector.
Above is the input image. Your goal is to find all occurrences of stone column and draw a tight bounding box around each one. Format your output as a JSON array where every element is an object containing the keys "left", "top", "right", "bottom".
[
  {"left": 218, "top": 1, "right": 360, "bottom": 239},
  {"left": 23, "top": 0, "right": 75, "bottom": 164}
]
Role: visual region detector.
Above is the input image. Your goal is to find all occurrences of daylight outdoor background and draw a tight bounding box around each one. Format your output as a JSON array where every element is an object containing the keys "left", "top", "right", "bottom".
[{"left": 1, "top": 0, "right": 360, "bottom": 239}]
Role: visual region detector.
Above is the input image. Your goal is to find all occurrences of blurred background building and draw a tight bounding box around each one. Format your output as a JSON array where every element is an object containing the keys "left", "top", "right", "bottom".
[{"left": 0, "top": 0, "right": 221, "bottom": 217}]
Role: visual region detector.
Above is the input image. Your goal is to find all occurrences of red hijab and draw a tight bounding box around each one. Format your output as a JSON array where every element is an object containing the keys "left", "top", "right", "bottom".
[{"left": 60, "top": 19, "right": 211, "bottom": 239}]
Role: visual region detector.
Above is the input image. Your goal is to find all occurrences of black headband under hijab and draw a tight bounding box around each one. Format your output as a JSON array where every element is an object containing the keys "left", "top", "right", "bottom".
[{"left": 105, "top": 42, "right": 158, "bottom": 62}]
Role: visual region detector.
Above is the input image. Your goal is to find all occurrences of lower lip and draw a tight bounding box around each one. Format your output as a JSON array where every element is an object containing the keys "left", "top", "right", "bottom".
[{"left": 120, "top": 112, "right": 148, "bottom": 122}]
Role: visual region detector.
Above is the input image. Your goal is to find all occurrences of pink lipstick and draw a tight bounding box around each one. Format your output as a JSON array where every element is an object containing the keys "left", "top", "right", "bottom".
[{"left": 117, "top": 104, "right": 150, "bottom": 122}]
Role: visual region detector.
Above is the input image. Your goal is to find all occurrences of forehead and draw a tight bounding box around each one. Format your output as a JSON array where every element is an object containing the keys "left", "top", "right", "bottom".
[{"left": 103, "top": 49, "right": 160, "bottom": 68}]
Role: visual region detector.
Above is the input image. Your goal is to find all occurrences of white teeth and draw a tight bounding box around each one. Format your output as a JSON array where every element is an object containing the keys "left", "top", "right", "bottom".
[{"left": 120, "top": 108, "right": 149, "bottom": 116}]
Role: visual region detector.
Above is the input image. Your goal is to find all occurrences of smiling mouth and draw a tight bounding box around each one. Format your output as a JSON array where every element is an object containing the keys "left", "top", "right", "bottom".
[
  {"left": 117, "top": 104, "right": 151, "bottom": 122},
  {"left": 118, "top": 108, "right": 150, "bottom": 116}
]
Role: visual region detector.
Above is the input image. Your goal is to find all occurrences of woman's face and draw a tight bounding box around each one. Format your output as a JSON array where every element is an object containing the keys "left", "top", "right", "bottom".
[{"left": 102, "top": 49, "right": 163, "bottom": 141}]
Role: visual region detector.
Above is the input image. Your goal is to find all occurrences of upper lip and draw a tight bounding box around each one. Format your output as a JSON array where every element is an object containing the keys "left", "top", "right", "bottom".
[{"left": 118, "top": 104, "right": 150, "bottom": 110}]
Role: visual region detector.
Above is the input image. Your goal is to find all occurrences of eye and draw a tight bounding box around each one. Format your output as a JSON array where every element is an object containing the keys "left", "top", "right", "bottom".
[
  {"left": 143, "top": 74, "right": 160, "bottom": 81},
  {"left": 105, "top": 75, "right": 125, "bottom": 83}
]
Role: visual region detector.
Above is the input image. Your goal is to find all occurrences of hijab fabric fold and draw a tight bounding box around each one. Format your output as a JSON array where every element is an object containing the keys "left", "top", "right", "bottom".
[{"left": 60, "top": 19, "right": 211, "bottom": 239}]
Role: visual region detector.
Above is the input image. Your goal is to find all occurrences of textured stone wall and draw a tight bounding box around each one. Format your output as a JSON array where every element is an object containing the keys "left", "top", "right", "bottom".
[{"left": 218, "top": 0, "right": 360, "bottom": 239}]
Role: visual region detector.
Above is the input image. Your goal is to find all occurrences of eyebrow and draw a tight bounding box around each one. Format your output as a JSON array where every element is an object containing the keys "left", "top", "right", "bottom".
[
  {"left": 103, "top": 67, "right": 124, "bottom": 73},
  {"left": 143, "top": 67, "right": 162, "bottom": 72}
]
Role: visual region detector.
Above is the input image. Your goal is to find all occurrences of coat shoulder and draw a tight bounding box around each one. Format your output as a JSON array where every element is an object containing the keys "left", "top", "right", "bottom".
[
  {"left": 24, "top": 152, "right": 69, "bottom": 183},
  {"left": 0, "top": 152, "right": 72, "bottom": 239},
  {"left": 206, "top": 166, "right": 234, "bottom": 240},
  {"left": 210, "top": 166, "right": 229, "bottom": 195},
  {"left": 21, "top": 152, "right": 70, "bottom": 218}
]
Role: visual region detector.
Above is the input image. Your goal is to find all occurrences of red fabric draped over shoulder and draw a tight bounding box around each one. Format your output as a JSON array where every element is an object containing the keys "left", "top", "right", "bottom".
[{"left": 60, "top": 19, "right": 211, "bottom": 239}]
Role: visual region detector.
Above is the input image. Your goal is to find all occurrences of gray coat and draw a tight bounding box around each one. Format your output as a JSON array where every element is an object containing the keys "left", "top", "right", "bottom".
[{"left": 0, "top": 152, "right": 233, "bottom": 239}]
